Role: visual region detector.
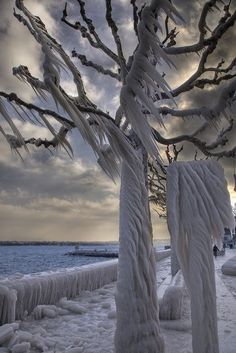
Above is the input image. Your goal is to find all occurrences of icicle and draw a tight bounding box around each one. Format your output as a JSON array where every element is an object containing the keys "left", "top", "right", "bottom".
[
  {"left": 119, "top": 0, "right": 183, "bottom": 159},
  {"left": 0, "top": 261, "right": 118, "bottom": 323},
  {"left": 234, "top": 158, "right": 236, "bottom": 192},
  {"left": 0, "top": 99, "right": 27, "bottom": 152}
]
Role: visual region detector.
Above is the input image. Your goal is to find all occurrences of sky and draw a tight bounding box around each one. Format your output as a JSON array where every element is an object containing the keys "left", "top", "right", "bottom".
[{"left": 0, "top": 0, "right": 236, "bottom": 242}]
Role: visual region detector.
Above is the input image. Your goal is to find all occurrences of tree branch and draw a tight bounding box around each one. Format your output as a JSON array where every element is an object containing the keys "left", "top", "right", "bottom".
[
  {"left": 105, "top": 0, "right": 127, "bottom": 80},
  {"left": 152, "top": 118, "right": 235, "bottom": 158},
  {"left": 165, "top": 3, "right": 236, "bottom": 55},
  {"left": 71, "top": 51, "right": 121, "bottom": 81},
  {"left": 130, "top": 0, "right": 139, "bottom": 37},
  {"left": 61, "top": 1, "right": 121, "bottom": 66}
]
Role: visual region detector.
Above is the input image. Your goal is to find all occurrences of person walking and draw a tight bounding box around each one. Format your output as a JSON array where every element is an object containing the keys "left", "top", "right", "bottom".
[{"left": 213, "top": 245, "right": 219, "bottom": 259}]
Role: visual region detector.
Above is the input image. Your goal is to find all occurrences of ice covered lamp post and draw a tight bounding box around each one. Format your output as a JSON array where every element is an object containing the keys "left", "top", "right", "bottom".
[{"left": 167, "top": 160, "right": 234, "bottom": 353}]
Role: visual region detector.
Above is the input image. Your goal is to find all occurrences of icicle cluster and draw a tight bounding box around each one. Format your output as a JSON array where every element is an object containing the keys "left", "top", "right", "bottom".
[
  {"left": 120, "top": 0, "right": 183, "bottom": 159},
  {"left": 11, "top": 0, "right": 140, "bottom": 180},
  {"left": 0, "top": 286, "right": 17, "bottom": 325},
  {"left": 0, "top": 250, "right": 170, "bottom": 326},
  {"left": 0, "top": 260, "right": 118, "bottom": 324},
  {"left": 166, "top": 160, "right": 234, "bottom": 353},
  {"left": 0, "top": 99, "right": 26, "bottom": 151}
]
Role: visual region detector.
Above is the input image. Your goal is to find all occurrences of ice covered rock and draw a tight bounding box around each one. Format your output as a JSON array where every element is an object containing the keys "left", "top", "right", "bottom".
[
  {"left": 0, "top": 325, "right": 14, "bottom": 346},
  {"left": 221, "top": 255, "right": 236, "bottom": 276},
  {"left": 8, "top": 331, "right": 33, "bottom": 348},
  {"left": 159, "top": 286, "right": 183, "bottom": 320},
  {"left": 11, "top": 342, "right": 31, "bottom": 353},
  {"left": 158, "top": 271, "right": 184, "bottom": 320},
  {"left": 33, "top": 305, "right": 58, "bottom": 320},
  {"left": 58, "top": 298, "right": 87, "bottom": 314}
]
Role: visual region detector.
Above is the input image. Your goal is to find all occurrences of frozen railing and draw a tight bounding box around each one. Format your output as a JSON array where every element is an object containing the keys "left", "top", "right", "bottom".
[{"left": 0, "top": 250, "right": 170, "bottom": 325}]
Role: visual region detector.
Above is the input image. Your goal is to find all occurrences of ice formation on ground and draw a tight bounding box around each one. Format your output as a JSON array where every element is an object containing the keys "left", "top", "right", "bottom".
[
  {"left": 221, "top": 255, "right": 236, "bottom": 276},
  {"left": 0, "top": 260, "right": 117, "bottom": 324},
  {"left": 0, "top": 251, "right": 170, "bottom": 325},
  {"left": 167, "top": 160, "right": 234, "bottom": 353},
  {"left": 0, "top": 256, "right": 172, "bottom": 353},
  {"left": 0, "top": 253, "right": 236, "bottom": 353},
  {"left": 158, "top": 270, "right": 184, "bottom": 320}
]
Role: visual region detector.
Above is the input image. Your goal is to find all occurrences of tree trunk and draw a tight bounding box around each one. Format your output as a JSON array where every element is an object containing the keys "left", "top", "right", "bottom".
[{"left": 114, "top": 147, "right": 164, "bottom": 353}]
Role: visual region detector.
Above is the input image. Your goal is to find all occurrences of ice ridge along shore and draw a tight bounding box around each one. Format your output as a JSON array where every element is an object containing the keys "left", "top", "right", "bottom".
[{"left": 0, "top": 250, "right": 171, "bottom": 324}]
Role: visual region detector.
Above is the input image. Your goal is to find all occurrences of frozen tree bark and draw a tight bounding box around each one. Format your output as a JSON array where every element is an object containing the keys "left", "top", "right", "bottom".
[{"left": 115, "top": 147, "right": 164, "bottom": 353}]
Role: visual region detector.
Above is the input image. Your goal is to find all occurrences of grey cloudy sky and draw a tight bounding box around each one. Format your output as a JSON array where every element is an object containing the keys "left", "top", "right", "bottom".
[{"left": 0, "top": 0, "right": 235, "bottom": 242}]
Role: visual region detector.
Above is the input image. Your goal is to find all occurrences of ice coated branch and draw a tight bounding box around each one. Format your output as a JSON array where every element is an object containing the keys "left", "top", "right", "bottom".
[
  {"left": 172, "top": 41, "right": 236, "bottom": 96},
  {"left": 61, "top": 2, "right": 120, "bottom": 66},
  {"left": 130, "top": 0, "right": 139, "bottom": 37},
  {"left": 152, "top": 118, "right": 235, "bottom": 158},
  {"left": 0, "top": 91, "right": 117, "bottom": 128},
  {"left": 159, "top": 78, "right": 236, "bottom": 122},
  {"left": 165, "top": 0, "right": 236, "bottom": 55},
  {"left": 105, "top": 0, "right": 127, "bottom": 80},
  {"left": 71, "top": 51, "right": 121, "bottom": 81}
]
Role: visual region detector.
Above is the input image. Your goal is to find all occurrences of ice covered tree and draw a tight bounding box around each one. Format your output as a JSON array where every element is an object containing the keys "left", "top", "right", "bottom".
[{"left": 0, "top": 0, "right": 236, "bottom": 352}]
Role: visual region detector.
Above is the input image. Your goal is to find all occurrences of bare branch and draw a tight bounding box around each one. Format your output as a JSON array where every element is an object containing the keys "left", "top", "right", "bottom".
[
  {"left": 72, "top": 51, "right": 121, "bottom": 81},
  {"left": 165, "top": 4, "right": 236, "bottom": 55},
  {"left": 61, "top": 2, "right": 120, "bottom": 66},
  {"left": 152, "top": 118, "right": 235, "bottom": 158},
  {"left": 130, "top": 0, "right": 139, "bottom": 37},
  {"left": 105, "top": 0, "right": 127, "bottom": 80},
  {"left": 158, "top": 78, "right": 236, "bottom": 121},
  {"left": 172, "top": 41, "right": 236, "bottom": 96}
]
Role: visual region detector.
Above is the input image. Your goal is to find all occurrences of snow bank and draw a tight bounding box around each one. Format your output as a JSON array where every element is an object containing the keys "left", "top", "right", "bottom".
[
  {"left": 155, "top": 249, "right": 171, "bottom": 261},
  {"left": 0, "top": 250, "right": 170, "bottom": 325},
  {"left": 221, "top": 255, "right": 236, "bottom": 276}
]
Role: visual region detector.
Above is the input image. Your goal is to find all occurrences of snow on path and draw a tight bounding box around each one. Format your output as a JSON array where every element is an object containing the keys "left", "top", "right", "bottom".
[
  {"left": 161, "top": 249, "right": 236, "bottom": 353},
  {"left": 12, "top": 257, "right": 171, "bottom": 353},
  {"left": 1, "top": 252, "right": 235, "bottom": 353}
]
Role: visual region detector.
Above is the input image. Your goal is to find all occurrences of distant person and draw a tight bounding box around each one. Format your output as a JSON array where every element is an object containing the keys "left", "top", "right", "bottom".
[{"left": 213, "top": 245, "right": 219, "bottom": 258}]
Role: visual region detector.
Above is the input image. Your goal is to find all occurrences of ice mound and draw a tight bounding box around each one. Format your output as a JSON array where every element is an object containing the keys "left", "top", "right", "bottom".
[{"left": 221, "top": 255, "right": 236, "bottom": 276}]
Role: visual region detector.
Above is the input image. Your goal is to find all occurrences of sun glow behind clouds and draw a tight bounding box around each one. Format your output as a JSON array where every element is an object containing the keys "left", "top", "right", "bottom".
[{"left": 0, "top": 0, "right": 236, "bottom": 242}]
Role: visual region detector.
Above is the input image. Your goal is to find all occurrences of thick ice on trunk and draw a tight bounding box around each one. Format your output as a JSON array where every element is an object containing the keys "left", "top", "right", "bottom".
[
  {"left": 167, "top": 160, "right": 234, "bottom": 353},
  {"left": 115, "top": 147, "right": 164, "bottom": 353}
]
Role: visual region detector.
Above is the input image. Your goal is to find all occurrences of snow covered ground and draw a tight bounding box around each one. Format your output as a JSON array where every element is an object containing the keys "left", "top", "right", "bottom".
[{"left": 0, "top": 250, "right": 235, "bottom": 353}]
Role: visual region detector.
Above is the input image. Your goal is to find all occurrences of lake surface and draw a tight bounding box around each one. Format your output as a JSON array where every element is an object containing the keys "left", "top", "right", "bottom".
[{"left": 0, "top": 239, "right": 169, "bottom": 278}]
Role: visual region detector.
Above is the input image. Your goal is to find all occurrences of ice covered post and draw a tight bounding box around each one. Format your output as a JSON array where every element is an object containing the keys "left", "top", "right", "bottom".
[{"left": 167, "top": 160, "right": 234, "bottom": 353}]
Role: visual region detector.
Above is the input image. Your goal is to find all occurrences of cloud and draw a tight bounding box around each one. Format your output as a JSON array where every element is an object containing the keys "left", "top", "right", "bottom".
[{"left": 0, "top": 0, "right": 236, "bottom": 243}]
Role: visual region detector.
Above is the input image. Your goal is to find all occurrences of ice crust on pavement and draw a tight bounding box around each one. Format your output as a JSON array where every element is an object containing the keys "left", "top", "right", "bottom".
[{"left": 0, "top": 251, "right": 235, "bottom": 353}]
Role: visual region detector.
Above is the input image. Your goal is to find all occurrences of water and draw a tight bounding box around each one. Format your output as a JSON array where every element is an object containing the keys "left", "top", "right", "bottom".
[{"left": 0, "top": 239, "right": 169, "bottom": 279}]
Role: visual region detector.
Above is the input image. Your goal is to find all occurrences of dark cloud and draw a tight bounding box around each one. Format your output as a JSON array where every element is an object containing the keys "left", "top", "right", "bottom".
[{"left": 0, "top": 0, "right": 236, "bottom": 241}]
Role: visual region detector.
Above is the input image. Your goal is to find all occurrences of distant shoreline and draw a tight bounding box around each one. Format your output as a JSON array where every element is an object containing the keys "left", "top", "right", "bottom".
[
  {"left": 0, "top": 239, "right": 169, "bottom": 246},
  {"left": 0, "top": 241, "right": 119, "bottom": 246}
]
